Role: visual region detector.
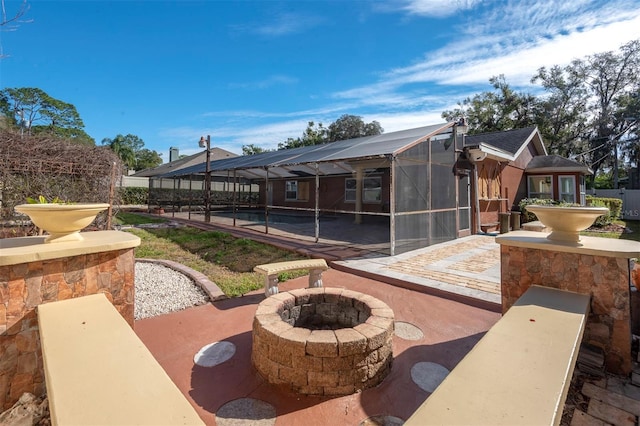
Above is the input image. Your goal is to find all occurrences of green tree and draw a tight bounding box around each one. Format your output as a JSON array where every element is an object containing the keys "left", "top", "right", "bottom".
[
  {"left": 101, "top": 134, "right": 161, "bottom": 171},
  {"left": 535, "top": 40, "right": 640, "bottom": 184},
  {"left": 327, "top": 114, "right": 382, "bottom": 142},
  {"left": 242, "top": 144, "right": 273, "bottom": 155},
  {"left": 0, "top": 87, "right": 94, "bottom": 144},
  {"left": 442, "top": 75, "right": 537, "bottom": 134},
  {"left": 278, "top": 121, "right": 328, "bottom": 150},
  {"left": 530, "top": 65, "right": 590, "bottom": 157},
  {"left": 278, "top": 116, "right": 383, "bottom": 150},
  {"left": 135, "top": 148, "right": 163, "bottom": 170}
]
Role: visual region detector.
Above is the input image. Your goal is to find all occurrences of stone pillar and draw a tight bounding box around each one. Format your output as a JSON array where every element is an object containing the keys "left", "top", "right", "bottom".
[
  {"left": 0, "top": 231, "right": 140, "bottom": 410},
  {"left": 497, "top": 232, "right": 640, "bottom": 375}
]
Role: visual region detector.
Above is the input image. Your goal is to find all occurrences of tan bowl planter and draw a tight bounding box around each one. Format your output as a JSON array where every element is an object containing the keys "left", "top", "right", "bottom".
[
  {"left": 525, "top": 205, "right": 609, "bottom": 243},
  {"left": 15, "top": 203, "right": 110, "bottom": 243}
]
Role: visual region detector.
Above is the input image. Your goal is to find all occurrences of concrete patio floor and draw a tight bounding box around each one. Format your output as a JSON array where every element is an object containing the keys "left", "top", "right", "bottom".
[
  {"left": 131, "top": 212, "right": 639, "bottom": 425},
  {"left": 134, "top": 269, "right": 501, "bottom": 425}
]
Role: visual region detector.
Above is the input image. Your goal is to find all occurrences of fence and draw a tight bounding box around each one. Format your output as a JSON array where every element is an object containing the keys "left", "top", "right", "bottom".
[{"left": 590, "top": 189, "right": 640, "bottom": 221}]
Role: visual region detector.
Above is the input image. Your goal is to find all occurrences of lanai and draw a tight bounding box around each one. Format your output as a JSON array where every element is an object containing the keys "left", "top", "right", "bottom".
[{"left": 162, "top": 121, "right": 473, "bottom": 255}]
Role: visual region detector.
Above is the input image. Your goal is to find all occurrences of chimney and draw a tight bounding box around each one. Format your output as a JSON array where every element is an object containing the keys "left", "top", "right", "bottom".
[{"left": 169, "top": 147, "right": 179, "bottom": 162}]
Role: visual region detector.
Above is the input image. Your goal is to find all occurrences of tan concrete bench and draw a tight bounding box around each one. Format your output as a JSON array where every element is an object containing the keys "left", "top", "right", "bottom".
[
  {"left": 406, "top": 285, "right": 590, "bottom": 425},
  {"left": 38, "top": 293, "right": 204, "bottom": 425},
  {"left": 480, "top": 222, "right": 499, "bottom": 233},
  {"left": 254, "top": 258, "right": 328, "bottom": 296}
]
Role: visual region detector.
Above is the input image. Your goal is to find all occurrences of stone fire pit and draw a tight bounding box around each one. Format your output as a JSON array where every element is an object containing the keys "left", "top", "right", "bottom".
[{"left": 251, "top": 287, "right": 394, "bottom": 396}]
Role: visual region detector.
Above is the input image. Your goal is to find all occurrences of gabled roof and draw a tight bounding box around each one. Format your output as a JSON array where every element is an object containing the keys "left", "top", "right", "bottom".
[
  {"left": 464, "top": 126, "right": 547, "bottom": 161},
  {"left": 526, "top": 154, "right": 592, "bottom": 175},
  {"left": 161, "top": 122, "right": 454, "bottom": 180},
  {"left": 132, "top": 147, "right": 237, "bottom": 177}
]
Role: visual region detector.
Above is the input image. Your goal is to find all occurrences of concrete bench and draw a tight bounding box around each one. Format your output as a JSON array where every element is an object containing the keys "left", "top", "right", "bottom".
[
  {"left": 406, "top": 285, "right": 590, "bottom": 425},
  {"left": 254, "top": 258, "right": 328, "bottom": 296},
  {"left": 480, "top": 222, "right": 499, "bottom": 233},
  {"left": 38, "top": 293, "right": 204, "bottom": 425}
]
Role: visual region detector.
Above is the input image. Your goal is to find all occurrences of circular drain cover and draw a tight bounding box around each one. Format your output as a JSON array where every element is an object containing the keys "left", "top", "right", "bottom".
[
  {"left": 216, "top": 398, "right": 276, "bottom": 426},
  {"left": 194, "top": 341, "right": 236, "bottom": 367},
  {"left": 394, "top": 321, "right": 424, "bottom": 340},
  {"left": 410, "top": 362, "right": 450, "bottom": 393},
  {"left": 359, "top": 415, "right": 405, "bottom": 426}
]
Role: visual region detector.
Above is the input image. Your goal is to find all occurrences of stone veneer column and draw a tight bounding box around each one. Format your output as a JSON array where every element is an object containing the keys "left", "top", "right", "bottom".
[
  {"left": 0, "top": 231, "right": 140, "bottom": 410},
  {"left": 497, "top": 231, "right": 640, "bottom": 375}
]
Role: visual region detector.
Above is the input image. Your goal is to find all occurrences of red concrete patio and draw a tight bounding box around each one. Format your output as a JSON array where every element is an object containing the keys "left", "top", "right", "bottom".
[{"left": 134, "top": 269, "right": 500, "bottom": 425}]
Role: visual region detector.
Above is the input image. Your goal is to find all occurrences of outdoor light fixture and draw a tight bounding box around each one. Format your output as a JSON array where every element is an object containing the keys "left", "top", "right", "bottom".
[{"left": 200, "top": 135, "right": 211, "bottom": 223}]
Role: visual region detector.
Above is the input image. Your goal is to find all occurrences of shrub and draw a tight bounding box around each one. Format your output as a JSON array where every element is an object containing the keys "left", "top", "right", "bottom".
[
  {"left": 518, "top": 198, "right": 555, "bottom": 223},
  {"left": 119, "top": 187, "right": 148, "bottom": 205},
  {"left": 586, "top": 196, "right": 621, "bottom": 226}
]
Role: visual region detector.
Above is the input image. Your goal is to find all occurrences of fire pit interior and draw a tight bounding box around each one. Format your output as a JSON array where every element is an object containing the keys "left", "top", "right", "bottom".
[{"left": 252, "top": 287, "right": 394, "bottom": 396}]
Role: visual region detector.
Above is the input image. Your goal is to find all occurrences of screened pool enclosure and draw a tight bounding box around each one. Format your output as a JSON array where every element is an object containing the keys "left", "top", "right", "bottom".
[{"left": 160, "top": 122, "right": 473, "bottom": 255}]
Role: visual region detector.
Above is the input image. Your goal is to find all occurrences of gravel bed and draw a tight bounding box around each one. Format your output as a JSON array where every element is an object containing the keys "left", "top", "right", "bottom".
[{"left": 135, "top": 262, "right": 209, "bottom": 320}]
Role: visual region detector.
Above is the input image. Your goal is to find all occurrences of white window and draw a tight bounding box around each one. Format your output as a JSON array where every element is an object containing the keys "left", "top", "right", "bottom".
[
  {"left": 285, "top": 180, "right": 309, "bottom": 201},
  {"left": 579, "top": 176, "right": 586, "bottom": 205},
  {"left": 528, "top": 175, "right": 552, "bottom": 199},
  {"left": 345, "top": 177, "right": 382, "bottom": 203},
  {"left": 559, "top": 176, "right": 576, "bottom": 203},
  {"left": 285, "top": 181, "right": 298, "bottom": 200}
]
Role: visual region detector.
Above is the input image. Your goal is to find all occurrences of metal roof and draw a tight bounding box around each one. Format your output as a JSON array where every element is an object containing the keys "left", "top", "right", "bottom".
[
  {"left": 132, "top": 147, "right": 238, "bottom": 177},
  {"left": 160, "top": 122, "right": 453, "bottom": 180}
]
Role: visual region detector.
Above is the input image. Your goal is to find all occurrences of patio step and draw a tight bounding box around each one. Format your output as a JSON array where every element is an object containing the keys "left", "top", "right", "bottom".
[
  {"left": 406, "top": 286, "right": 590, "bottom": 425},
  {"left": 38, "top": 293, "right": 204, "bottom": 425}
]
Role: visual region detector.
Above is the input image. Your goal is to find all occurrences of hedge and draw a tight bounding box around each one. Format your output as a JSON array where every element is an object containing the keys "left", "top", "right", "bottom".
[{"left": 518, "top": 196, "right": 620, "bottom": 226}]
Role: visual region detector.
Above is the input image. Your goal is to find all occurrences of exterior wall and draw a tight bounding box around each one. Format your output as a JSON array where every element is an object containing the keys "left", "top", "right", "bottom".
[
  {"left": 477, "top": 159, "right": 526, "bottom": 227},
  {"left": 260, "top": 171, "right": 391, "bottom": 214},
  {"left": 525, "top": 172, "right": 583, "bottom": 204},
  {"left": 0, "top": 248, "right": 135, "bottom": 410},
  {"left": 500, "top": 245, "right": 631, "bottom": 374}
]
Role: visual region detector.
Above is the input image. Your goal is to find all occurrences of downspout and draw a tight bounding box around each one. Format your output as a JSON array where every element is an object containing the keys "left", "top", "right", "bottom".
[{"left": 473, "top": 163, "right": 482, "bottom": 234}]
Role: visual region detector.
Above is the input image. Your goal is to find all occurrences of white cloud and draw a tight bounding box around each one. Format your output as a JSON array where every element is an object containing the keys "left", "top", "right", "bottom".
[
  {"left": 364, "top": 111, "right": 447, "bottom": 132},
  {"left": 171, "top": 1, "right": 640, "bottom": 159},
  {"left": 335, "top": 0, "right": 640, "bottom": 108},
  {"left": 228, "top": 75, "right": 298, "bottom": 90},
  {"left": 254, "top": 12, "right": 324, "bottom": 37}
]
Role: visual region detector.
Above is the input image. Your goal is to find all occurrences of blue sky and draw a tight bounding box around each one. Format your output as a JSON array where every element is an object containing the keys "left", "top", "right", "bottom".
[{"left": 1, "top": 0, "right": 639, "bottom": 161}]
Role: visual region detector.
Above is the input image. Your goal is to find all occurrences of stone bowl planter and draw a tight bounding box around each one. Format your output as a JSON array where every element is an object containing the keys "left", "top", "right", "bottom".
[
  {"left": 14, "top": 203, "right": 110, "bottom": 243},
  {"left": 525, "top": 205, "right": 609, "bottom": 243}
]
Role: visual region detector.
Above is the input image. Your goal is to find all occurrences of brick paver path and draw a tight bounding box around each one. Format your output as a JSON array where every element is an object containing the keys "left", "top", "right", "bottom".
[{"left": 386, "top": 237, "right": 501, "bottom": 295}]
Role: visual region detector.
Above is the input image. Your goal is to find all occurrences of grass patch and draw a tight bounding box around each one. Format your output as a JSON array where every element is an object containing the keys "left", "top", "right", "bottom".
[
  {"left": 119, "top": 213, "right": 308, "bottom": 297},
  {"left": 116, "top": 212, "right": 167, "bottom": 226},
  {"left": 581, "top": 220, "right": 640, "bottom": 242}
]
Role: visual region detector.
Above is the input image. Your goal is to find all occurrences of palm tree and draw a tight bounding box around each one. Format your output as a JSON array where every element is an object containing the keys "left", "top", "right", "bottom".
[{"left": 102, "top": 135, "right": 136, "bottom": 170}]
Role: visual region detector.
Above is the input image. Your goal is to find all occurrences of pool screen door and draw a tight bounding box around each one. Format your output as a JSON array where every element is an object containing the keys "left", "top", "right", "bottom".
[{"left": 457, "top": 173, "right": 471, "bottom": 237}]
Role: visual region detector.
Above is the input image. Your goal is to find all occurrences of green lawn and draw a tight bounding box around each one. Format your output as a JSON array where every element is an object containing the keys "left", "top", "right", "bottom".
[
  {"left": 117, "top": 212, "right": 308, "bottom": 297},
  {"left": 119, "top": 212, "right": 640, "bottom": 296},
  {"left": 581, "top": 220, "right": 640, "bottom": 241}
]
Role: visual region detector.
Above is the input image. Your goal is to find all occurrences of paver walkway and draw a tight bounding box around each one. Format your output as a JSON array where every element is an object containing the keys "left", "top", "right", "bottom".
[{"left": 334, "top": 235, "right": 501, "bottom": 309}]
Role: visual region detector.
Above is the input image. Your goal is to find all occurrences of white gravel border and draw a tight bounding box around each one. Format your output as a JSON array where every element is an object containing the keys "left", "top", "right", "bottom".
[{"left": 135, "top": 262, "right": 209, "bottom": 320}]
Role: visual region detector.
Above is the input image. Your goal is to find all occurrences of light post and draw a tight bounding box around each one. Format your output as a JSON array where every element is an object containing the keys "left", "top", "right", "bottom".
[{"left": 199, "top": 135, "right": 211, "bottom": 223}]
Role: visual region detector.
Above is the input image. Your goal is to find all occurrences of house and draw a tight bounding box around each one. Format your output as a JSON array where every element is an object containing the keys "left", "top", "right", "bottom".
[
  {"left": 464, "top": 127, "right": 592, "bottom": 231},
  {"left": 132, "top": 146, "right": 239, "bottom": 206},
  {"left": 162, "top": 123, "right": 591, "bottom": 255}
]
